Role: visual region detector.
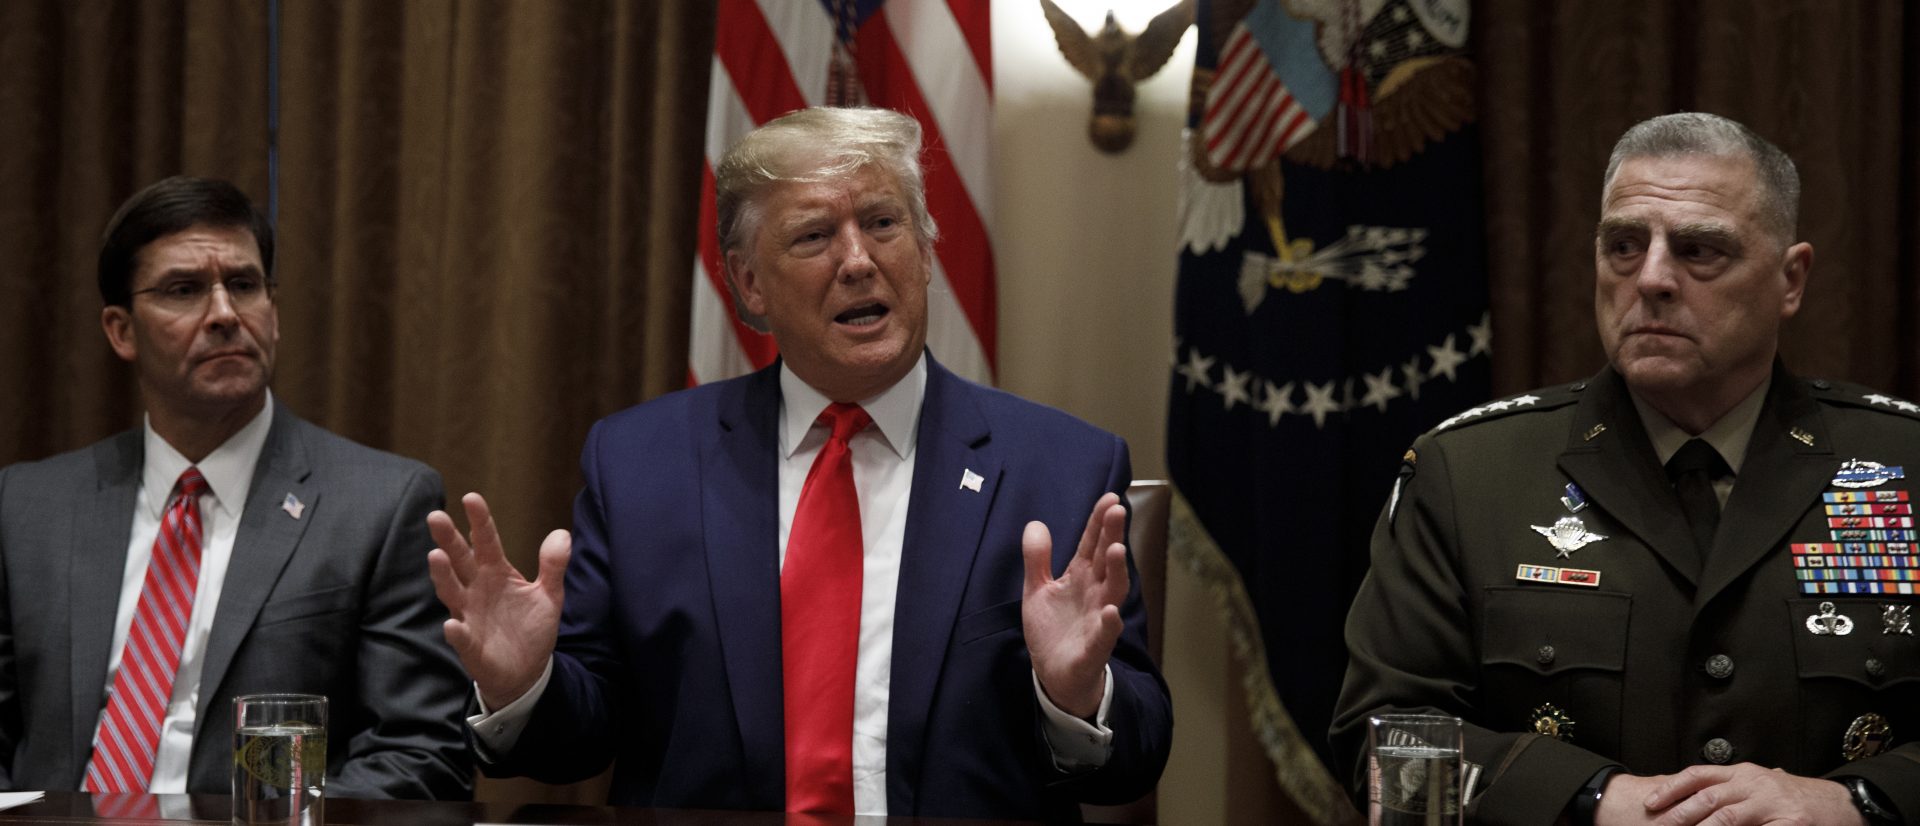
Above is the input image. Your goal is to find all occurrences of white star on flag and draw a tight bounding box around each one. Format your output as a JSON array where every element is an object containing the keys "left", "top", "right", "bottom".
[
  {"left": 1301, "top": 381, "right": 1342, "bottom": 428},
  {"left": 1427, "top": 334, "right": 1468, "bottom": 382},
  {"left": 1219, "top": 366, "right": 1252, "bottom": 411},
  {"left": 1360, "top": 369, "right": 1402, "bottom": 412},
  {"left": 1258, "top": 381, "right": 1296, "bottom": 427},
  {"left": 1401, "top": 356, "right": 1425, "bottom": 401},
  {"left": 1467, "top": 312, "right": 1493, "bottom": 357},
  {"left": 1178, "top": 349, "right": 1216, "bottom": 392}
]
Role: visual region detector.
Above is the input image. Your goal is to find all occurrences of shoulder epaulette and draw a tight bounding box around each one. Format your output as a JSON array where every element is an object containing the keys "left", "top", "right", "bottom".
[
  {"left": 1431, "top": 381, "right": 1584, "bottom": 433},
  {"left": 1805, "top": 378, "right": 1920, "bottom": 421}
]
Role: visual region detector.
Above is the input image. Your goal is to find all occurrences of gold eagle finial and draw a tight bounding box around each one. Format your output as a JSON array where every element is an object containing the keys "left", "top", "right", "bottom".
[{"left": 1040, "top": 0, "right": 1196, "bottom": 153}]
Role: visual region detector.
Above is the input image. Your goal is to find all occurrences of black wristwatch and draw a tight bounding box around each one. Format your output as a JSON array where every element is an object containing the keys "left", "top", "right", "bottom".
[
  {"left": 1571, "top": 766, "right": 1623, "bottom": 826},
  {"left": 1834, "top": 776, "right": 1902, "bottom": 826}
]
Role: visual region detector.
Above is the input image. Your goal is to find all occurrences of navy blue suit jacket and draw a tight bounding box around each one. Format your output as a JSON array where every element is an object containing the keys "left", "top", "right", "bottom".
[{"left": 490, "top": 356, "right": 1171, "bottom": 820}]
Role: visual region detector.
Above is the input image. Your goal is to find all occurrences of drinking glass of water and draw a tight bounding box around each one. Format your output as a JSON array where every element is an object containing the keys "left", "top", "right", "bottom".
[
  {"left": 232, "top": 694, "right": 326, "bottom": 826},
  {"left": 1368, "top": 713, "right": 1464, "bottom": 826}
]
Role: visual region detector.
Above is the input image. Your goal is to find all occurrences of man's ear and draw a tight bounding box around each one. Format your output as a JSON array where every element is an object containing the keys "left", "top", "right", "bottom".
[
  {"left": 1780, "top": 241, "right": 1813, "bottom": 319},
  {"left": 101, "top": 305, "right": 138, "bottom": 362},
  {"left": 725, "top": 249, "right": 768, "bottom": 318}
]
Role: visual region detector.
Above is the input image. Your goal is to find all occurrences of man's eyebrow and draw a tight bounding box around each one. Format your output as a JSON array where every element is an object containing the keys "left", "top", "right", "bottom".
[
  {"left": 1595, "top": 217, "right": 1647, "bottom": 238},
  {"left": 1666, "top": 222, "right": 1741, "bottom": 249},
  {"left": 854, "top": 192, "right": 906, "bottom": 213},
  {"left": 151, "top": 261, "right": 265, "bottom": 280},
  {"left": 769, "top": 207, "right": 831, "bottom": 234}
]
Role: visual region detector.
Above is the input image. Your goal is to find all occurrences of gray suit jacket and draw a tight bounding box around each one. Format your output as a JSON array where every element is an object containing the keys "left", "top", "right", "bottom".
[{"left": 0, "top": 404, "right": 472, "bottom": 799}]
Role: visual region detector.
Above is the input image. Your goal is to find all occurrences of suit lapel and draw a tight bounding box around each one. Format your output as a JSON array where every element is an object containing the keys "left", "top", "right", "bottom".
[
  {"left": 1697, "top": 368, "right": 1835, "bottom": 607},
  {"left": 1557, "top": 368, "right": 1703, "bottom": 584},
  {"left": 885, "top": 358, "right": 999, "bottom": 815},
  {"left": 194, "top": 405, "right": 317, "bottom": 729},
  {"left": 68, "top": 431, "right": 143, "bottom": 780},
  {"left": 700, "top": 366, "right": 786, "bottom": 798}
]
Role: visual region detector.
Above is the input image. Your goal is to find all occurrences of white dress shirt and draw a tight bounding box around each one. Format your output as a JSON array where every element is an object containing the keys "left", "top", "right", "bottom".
[
  {"left": 102, "top": 393, "right": 276, "bottom": 793},
  {"left": 471, "top": 357, "right": 1113, "bottom": 814}
]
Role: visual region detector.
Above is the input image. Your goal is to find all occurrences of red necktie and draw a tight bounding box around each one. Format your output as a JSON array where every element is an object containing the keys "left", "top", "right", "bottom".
[
  {"left": 85, "top": 467, "right": 209, "bottom": 793},
  {"left": 782, "top": 402, "right": 870, "bottom": 814}
]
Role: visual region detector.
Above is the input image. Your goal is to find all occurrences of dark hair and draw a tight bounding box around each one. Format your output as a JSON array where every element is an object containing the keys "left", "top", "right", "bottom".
[{"left": 97, "top": 176, "right": 275, "bottom": 307}]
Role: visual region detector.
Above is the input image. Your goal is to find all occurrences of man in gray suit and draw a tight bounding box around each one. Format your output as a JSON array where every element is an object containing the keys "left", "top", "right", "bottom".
[{"left": 0, "top": 176, "right": 471, "bottom": 798}]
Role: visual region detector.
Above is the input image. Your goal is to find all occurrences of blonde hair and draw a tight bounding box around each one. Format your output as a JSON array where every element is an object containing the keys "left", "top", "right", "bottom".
[{"left": 713, "top": 107, "right": 938, "bottom": 331}]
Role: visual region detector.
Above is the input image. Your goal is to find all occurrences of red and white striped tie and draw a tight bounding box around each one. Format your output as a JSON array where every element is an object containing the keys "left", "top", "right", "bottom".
[{"left": 84, "top": 467, "right": 209, "bottom": 792}]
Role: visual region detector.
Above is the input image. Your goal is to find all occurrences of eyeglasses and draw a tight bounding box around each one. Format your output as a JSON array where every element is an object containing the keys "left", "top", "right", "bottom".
[{"left": 128, "top": 273, "right": 275, "bottom": 313}]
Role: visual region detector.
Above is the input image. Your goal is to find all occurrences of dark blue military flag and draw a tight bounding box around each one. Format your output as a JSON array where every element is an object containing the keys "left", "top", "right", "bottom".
[{"left": 1166, "top": 0, "right": 1490, "bottom": 804}]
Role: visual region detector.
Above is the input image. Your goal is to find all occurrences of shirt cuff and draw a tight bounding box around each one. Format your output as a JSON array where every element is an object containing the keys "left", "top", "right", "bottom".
[
  {"left": 465, "top": 658, "right": 554, "bottom": 759},
  {"left": 1032, "top": 666, "right": 1115, "bottom": 772}
]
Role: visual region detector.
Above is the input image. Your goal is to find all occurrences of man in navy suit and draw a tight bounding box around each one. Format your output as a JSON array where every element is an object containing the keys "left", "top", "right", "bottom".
[{"left": 426, "top": 107, "right": 1172, "bottom": 820}]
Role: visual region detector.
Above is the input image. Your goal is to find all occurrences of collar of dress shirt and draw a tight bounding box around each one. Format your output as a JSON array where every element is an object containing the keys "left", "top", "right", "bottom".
[
  {"left": 778, "top": 354, "right": 927, "bottom": 462},
  {"left": 140, "top": 391, "right": 277, "bottom": 523},
  {"left": 1631, "top": 377, "right": 1769, "bottom": 475}
]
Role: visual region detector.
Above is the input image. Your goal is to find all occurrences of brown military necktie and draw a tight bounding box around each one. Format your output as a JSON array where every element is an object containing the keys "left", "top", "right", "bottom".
[{"left": 1665, "top": 439, "right": 1730, "bottom": 562}]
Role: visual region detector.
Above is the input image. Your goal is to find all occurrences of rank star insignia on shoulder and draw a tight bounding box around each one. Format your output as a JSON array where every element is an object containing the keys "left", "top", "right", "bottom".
[
  {"left": 1432, "top": 386, "right": 1573, "bottom": 433},
  {"left": 1806, "top": 379, "right": 1920, "bottom": 420}
]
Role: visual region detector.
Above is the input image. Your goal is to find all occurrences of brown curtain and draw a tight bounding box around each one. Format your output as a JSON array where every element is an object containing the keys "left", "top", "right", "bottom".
[
  {"left": 0, "top": 0, "right": 710, "bottom": 563},
  {"left": 0, "top": 0, "right": 712, "bottom": 803},
  {"left": 1478, "top": 0, "right": 1920, "bottom": 398},
  {"left": 0, "top": 0, "right": 271, "bottom": 460},
  {"left": 269, "top": 0, "right": 712, "bottom": 570}
]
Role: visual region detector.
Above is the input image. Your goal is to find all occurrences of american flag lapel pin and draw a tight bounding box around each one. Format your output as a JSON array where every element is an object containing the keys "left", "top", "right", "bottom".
[
  {"left": 960, "top": 468, "right": 984, "bottom": 492},
  {"left": 281, "top": 493, "right": 305, "bottom": 520}
]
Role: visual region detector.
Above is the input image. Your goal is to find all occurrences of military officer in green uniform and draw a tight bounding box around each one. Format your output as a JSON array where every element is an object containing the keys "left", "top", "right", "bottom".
[{"left": 1333, "top": 112, "right": 1914, "bottom": 825}]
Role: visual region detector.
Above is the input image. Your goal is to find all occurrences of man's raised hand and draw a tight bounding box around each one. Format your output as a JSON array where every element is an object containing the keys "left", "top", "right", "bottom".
[{"left": 426, "top": 492, "right": 571, "bottom": 710}]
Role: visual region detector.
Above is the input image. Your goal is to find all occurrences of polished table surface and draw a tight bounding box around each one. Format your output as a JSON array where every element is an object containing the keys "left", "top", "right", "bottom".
[{"left": 0, "top": 792, "right": 1049, "bottom": 825}]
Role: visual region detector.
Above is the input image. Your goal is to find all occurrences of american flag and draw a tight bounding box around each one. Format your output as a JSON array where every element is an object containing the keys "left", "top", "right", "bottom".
[
  {"left": 691, "top": 0, "right": 996, "bottom": 386},
  {"left": 1199, "top": 0, "right": 1335, "bottom": 173}
]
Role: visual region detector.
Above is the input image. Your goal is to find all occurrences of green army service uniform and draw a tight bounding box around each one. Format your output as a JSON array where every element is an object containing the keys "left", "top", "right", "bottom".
[{"left": 1332, "top": 363, "right": 1919, "bottom": 824}]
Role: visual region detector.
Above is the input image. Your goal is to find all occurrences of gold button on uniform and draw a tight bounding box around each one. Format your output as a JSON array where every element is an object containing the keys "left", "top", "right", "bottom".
[
  {"left": 1705, "top": 654, "right": 1734, "bottom": 679},
  {"left": 1702, "top": 738, "right": 1734, "bottom": 764}
]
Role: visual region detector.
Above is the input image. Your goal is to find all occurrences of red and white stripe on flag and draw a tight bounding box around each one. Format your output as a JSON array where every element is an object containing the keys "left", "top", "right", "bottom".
[
  {"left": 690, "top": 0, "right": 996, "bottom": 387},
  {"left": 1202, "top": 24, "right": 1316, "bottom": 173}
]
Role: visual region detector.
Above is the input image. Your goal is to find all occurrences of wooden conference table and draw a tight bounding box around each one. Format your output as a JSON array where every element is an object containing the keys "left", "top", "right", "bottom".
[{"left": 0, "top": 792, "right": 1049, "bottom": 825}]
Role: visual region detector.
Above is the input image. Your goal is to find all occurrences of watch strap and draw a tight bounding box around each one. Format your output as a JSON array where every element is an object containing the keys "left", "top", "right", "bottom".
[{"left": 1833, "top": 775, "right": 1902, "bottom": 826}]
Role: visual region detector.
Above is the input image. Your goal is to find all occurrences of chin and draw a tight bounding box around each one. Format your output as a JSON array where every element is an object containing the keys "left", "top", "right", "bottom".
[
  {"left": 842, "top": 335, "right": 910, "bottom": 365},
  {"left": 1616, "top": 358, "right": 1702, "bottom": 395},
  {"left": 189, "top": 374, "right": 271, "bottom": 405}
]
